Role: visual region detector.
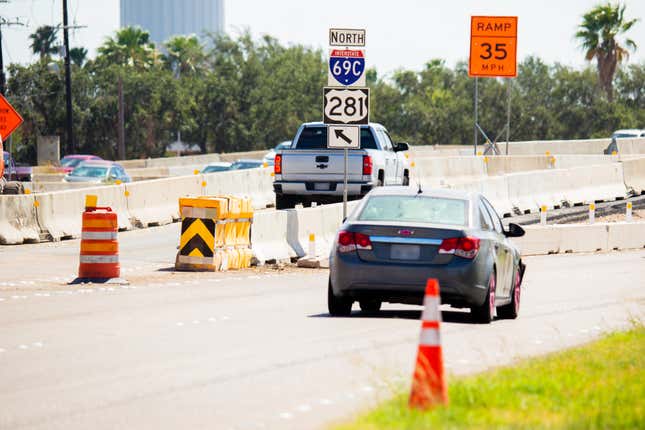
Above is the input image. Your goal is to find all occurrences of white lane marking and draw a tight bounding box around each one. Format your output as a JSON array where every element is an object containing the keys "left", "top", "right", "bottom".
[
  {"left": 361, "top": 385, "right": 374, "bottom": 393},
  {"left": 208, "top": 317, "right": 217, "bottom": 322},
  {"left": 458, "top": 359, "right": 470, "bottom": 364},
  {"left": 534, "top": 339, "right": 544, "bottom": 345},
  {"left": 222, "top": 316, "right": 231, "bottom": 321},
  {"left": 0, "top": 348, "right": 5, "bottom": 353},
  {"left": 345, "top": 393, "right": 356, "bottom": 399},
  {"left": 18, "top": 344, "right": 29, "bottom": 350},
  {"left": 319, "top": 398, "right": 333, "bottom": 405},
  {"left": 32, "top": 342, "right": 44, "bottom": 348},
  {"left": 192, "top": 320, "right": 200, "bottom": 325},
  {"left": 176, "top": 322, "right": 185, "bottom": 327},
  {"left": 579, "top": 329, "right": 589, "bottom": 334},
  {"left": 296, "top": 404, "right": 312, "bottom": 413},
  {"left": 0, "top": 298, "right": 5, "bottom": 302},
  {"left": 278, "top": 412, "right": 293, "bottom": 420}
]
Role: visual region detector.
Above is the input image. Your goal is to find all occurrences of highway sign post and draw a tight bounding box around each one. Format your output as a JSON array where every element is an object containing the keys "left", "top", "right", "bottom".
[
  {"left": 328, "top": 49, "right": 366, "bottom": 87},
  {"left": 469, "top": 16, "right": 517, "bottom": 155},
  {"left": 325, "top": 28, "right": 368, "bottom": 218}
]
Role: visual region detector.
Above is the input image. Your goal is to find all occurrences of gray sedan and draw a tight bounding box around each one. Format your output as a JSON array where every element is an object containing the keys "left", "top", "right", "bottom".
[{"left": 328, "top": 187, "right": 526, "bottom": 323}]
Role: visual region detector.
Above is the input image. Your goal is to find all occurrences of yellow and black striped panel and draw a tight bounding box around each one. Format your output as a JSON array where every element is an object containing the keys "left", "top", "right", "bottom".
[{"left": 179, "top": 218, "right": 215, "bottom": 258}]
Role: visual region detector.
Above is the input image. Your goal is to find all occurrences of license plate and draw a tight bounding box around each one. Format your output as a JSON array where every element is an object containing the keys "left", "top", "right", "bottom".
[
  {"left": 314, "top": 182, "right": 330, "bottom": 191},
  {"left": 390, "top": 244, "right": 421, "bottom": 260}
]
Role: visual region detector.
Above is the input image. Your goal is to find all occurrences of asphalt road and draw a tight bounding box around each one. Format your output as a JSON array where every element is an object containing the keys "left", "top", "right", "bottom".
[{"left": 0, "top": 225, "right": 644, "bottom": 430}]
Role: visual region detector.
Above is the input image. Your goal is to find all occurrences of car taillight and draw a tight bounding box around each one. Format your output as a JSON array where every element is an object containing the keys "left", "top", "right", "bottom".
[
  {"left": 274, "top": 154, "right": 282, "bottom": 174},
  {"left": 438, "top": 237, "right": 480, "bottom": 259},
  {"left": 362, "top": 155, "right": 372, "bottom": 175},
  {"left": 337, "top": 231, "right": 373, "bottom": 253}
]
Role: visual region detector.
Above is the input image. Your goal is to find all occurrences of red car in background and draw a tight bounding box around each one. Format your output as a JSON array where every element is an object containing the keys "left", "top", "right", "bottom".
[{"left": 59, "top": 155, "right": 103, "bottom": 174}]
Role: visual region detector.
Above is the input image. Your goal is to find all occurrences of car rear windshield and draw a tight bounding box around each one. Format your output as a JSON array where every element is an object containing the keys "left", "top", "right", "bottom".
[
  {"left": 71, "top": 166, "right": 108, "bottom": 178},
  {"left": 295, "top": 127, "right": 377, "bottom": 150},
  {"left": 357, "top": 195, "right": 469, "bottom": 226}
]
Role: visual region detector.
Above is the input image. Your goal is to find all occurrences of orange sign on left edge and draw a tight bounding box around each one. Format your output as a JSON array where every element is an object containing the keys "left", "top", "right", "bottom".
[
  {"left": 0, "top": 94, "right": 24, "bottom": 140},
  {"left": 469, "top": 16, "right": 518, "bottom": 78}
]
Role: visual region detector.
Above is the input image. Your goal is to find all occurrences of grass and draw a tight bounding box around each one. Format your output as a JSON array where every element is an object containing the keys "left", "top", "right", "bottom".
[{"left": 334, "top": 325, "right": 645, "bottom": 430}]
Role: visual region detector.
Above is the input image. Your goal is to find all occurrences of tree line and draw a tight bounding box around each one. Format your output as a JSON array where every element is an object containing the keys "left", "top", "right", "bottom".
[{"left": 5, "top": 3, "right": 642, "bottom": 163}]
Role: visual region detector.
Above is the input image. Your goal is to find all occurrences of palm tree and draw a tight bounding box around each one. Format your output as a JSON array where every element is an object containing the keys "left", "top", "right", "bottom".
[
  {"left": 575, "top": 3, "right": 638, "bottom": 101},
  {"left": 97, "top": 26, "right": 158, "bottom": 69},
  {"left": 69, "top": 47, "right": 88, "bottom": 67},
  {"left": 29, "top": 26, "right": 59, "bottom": 60},
  {"left": 163, "top": 35, "right": 207, "bottom": 76}
]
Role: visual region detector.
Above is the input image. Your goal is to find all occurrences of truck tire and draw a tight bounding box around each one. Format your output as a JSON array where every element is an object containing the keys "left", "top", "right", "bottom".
[
  {"left": 276, "top": 194, "right": 295, "bottom": 210},
  {"left": 1, "top": 180, "right": 24, "bottom": 195}
]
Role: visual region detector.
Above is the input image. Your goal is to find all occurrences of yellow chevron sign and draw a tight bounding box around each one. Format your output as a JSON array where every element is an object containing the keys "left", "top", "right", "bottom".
[{"left": 179, "top": 218, "right": 215, "bottom": 258}]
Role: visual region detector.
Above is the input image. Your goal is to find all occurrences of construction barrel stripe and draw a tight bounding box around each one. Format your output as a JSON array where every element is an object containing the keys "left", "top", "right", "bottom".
[
  {"left": 80, "top": 255, "right": 119, "bottom": 264},
  {"left": 81, "top": 231, "right": 118, "bottom": 240},
  {"left": 78, "top": 208, "right": 121, "bottom": 279},
  {"left": 421, "top": 296, "right": 441, "bottom": 321}
]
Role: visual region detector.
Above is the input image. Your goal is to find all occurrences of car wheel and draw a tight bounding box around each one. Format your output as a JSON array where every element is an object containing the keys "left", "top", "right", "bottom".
[
  {"left": 497, "top": 268, "right": 521, "bottom": 319},
  {"left": 328, "top": 278, "right": 352, "bottom": 317},
  {"left": 471, "top": 270, "right": 496, "bottom": 324},
  {"left": 275, "top": 194, "right": 295, "bottom": 210},
  {"left": 359, "top": 300, "right": 381, "bottom": 313}
]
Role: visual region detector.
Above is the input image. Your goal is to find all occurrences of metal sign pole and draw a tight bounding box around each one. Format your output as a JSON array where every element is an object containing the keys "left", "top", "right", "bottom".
[
  {"left": 474, "top": 77, "right": 478, "bottom": 155},
  {"left": 505, "top": 78, "right": 511, "bottom": 155},
  {"left": 343, "top": 147, "right": 348, "bottom": 219}
]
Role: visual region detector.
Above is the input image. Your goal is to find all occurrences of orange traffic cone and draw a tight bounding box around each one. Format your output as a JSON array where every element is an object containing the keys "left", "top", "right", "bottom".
[
  {"left": 70, "top": 195, "right": 127, "bottom": 285},
  {"left": 409, "top": 278, "right": 448, "bottom": 409}
]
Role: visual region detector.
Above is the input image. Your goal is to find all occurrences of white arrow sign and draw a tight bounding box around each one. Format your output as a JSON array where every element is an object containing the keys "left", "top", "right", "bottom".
[{"left": 327, "top": 125, "right": 360, "bottom": 149}]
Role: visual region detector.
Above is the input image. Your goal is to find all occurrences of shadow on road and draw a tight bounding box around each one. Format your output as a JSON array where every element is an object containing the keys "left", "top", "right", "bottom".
[{"left": 308, "top": 309, "right": 475, "bottom": 324}]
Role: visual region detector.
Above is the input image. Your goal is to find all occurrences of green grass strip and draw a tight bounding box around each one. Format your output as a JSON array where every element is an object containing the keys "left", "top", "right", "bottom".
[{"left": 335, "top": 325, "right": 645, "bottom": 430}]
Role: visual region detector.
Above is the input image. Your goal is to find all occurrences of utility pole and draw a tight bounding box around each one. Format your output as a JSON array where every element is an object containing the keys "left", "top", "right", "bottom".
[
  {"left": 0, "top": 15, "right": 27, "bottom": 96},
  {"left": 62, "top": 0, "right": 74, "bottom": 154}
]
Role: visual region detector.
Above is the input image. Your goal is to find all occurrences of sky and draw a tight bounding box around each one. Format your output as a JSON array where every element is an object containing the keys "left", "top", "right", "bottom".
[{"left": 1, "top": 0, "right": 644, "bottom": 78}]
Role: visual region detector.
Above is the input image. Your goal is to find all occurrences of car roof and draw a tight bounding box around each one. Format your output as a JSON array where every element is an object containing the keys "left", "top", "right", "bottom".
[
  {"left": 206, "top": 161, "right": 232, "bottom": 166},
  {"left": 79, "top": 160, "right": 115, "bottom": 167},
  {"left": 301, "top": 121, "right": 386, "bottom": 130},
  {"left": 63, "top": 154, "right": 100, "bottom": 159},
  {"left": 367, "top": 185, "right": 476, "bottom": 201}
]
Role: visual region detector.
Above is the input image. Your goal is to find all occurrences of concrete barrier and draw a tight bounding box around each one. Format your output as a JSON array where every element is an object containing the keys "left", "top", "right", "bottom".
[
  {"left": 251, "top": 210, "right": 295, "bottom": 264},
  {"left": 512, "top": 222, "right": 645, "bottom": 256},
  {"left": 0, "top": 195, "right": 41, "bottom": 245},
  {"left": 29, "top": 182, "right": 103, "bottom": 193},
  {"left": 126, "top": 167, "right": 170, "bottom": 179},
  {"left": 125, "top": 176, "right": 201, "bottom": 227},
  {"left": 218, "top": 150, "right": 266, "bottom": 162},
  {"left": 485, "top": 156, "right": 550, "bottom": 175},
  {"left": 607, "top": 222, "right": 645, "bottom": 250},
  {"left": 563, "top": 163, "right": 626, "bottom": 204},
  {"left": 201, "top": 168, "right": 274, "bottom": 209},
  {"left": 35, "top": 184, "right": 131, "bottom": 240},
  {"left": 622, "top": 158, "right": 645, "bottom": 195},
  {"left": 413, "top": 156, "right": 487, "bottom": 186},
  {"left": 32, "top": 173, "right": 65, "bottom": 182}
]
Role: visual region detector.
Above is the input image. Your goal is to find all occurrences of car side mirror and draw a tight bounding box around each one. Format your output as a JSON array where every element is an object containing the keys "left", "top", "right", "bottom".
[
  {"left": 394, "top": 142, "right": 409, "bottom": 152},
  {"left": 505, "top": 223, "right": 525, "bottom": 238}
]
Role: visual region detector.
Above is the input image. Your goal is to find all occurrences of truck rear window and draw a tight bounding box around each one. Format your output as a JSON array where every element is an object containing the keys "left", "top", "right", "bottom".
[{"left": 295, "top": 127, "right": 377, "bottom": 150}]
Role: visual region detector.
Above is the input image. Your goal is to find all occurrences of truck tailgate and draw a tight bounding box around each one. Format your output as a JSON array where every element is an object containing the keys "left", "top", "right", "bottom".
[{"left": 281, "top": 150, "right": 365, "bottom": 182}]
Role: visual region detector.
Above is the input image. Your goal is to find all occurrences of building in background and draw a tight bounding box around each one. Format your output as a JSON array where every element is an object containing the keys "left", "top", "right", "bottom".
[{"left": 120, "top": 0, "right": 224, "bottom": 45}]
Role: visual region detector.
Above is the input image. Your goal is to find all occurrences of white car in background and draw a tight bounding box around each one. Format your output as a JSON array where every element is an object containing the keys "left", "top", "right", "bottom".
[
  {"left": 263, "top": 141, "right": 292, "bottom": 164},
  {"left": 611, "top": 129, "right": 645, "bottom": 138}
]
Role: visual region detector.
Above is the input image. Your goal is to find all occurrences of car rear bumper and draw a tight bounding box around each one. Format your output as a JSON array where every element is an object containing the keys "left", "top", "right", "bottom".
[
  {"left": 330, "top": 252, "right": 490, "bottom": 307},
  {"left": 274, "top": 181, "right": 375, "bottom": 196}
]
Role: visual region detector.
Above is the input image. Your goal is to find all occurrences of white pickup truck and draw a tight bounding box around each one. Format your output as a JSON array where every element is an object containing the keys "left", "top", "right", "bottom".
[{"left": 272, "top": 122, "right": 410, "bottom": 209}]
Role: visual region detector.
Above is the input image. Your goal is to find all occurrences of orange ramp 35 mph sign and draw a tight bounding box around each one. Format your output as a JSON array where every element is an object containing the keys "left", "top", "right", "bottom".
[
  {"left": 0, "top": 94, "right": 23, "bottom": 140},
  {"left": 469, "top": 16, "right": 518, "bottom": 78}
]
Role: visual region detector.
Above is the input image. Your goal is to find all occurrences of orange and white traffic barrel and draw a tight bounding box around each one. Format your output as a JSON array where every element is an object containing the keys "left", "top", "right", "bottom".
[
  {"left": 72, "top": 195, "right": 126, "bottom": 284},
  {"left": 409, "top": 278, "right": 448, "bottom": 409}
]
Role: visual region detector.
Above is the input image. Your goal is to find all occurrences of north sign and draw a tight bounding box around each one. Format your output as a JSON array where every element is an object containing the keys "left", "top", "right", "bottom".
[
  {"left": 329, "top": 28, "right": 366, "bottom": 47},
  {"left": 323, "top": 87, "right": 369, "bottom": 125},
  {"left": 469, "top": 16, "right": 518, "bottom": 78},
  {"left": 328, "top": 49, "right": 366, "bottom": 87},
  {"left": 327, "top": 125, "right": 360, "bottom": 149},
  {"left": 0, "top": 94, "right": 24, "bottom": 140}
]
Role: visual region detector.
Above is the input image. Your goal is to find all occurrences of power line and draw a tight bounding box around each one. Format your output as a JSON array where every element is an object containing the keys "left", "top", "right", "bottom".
[{"left": 0, "top": 14, "right": 27, "bottom": 95}]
